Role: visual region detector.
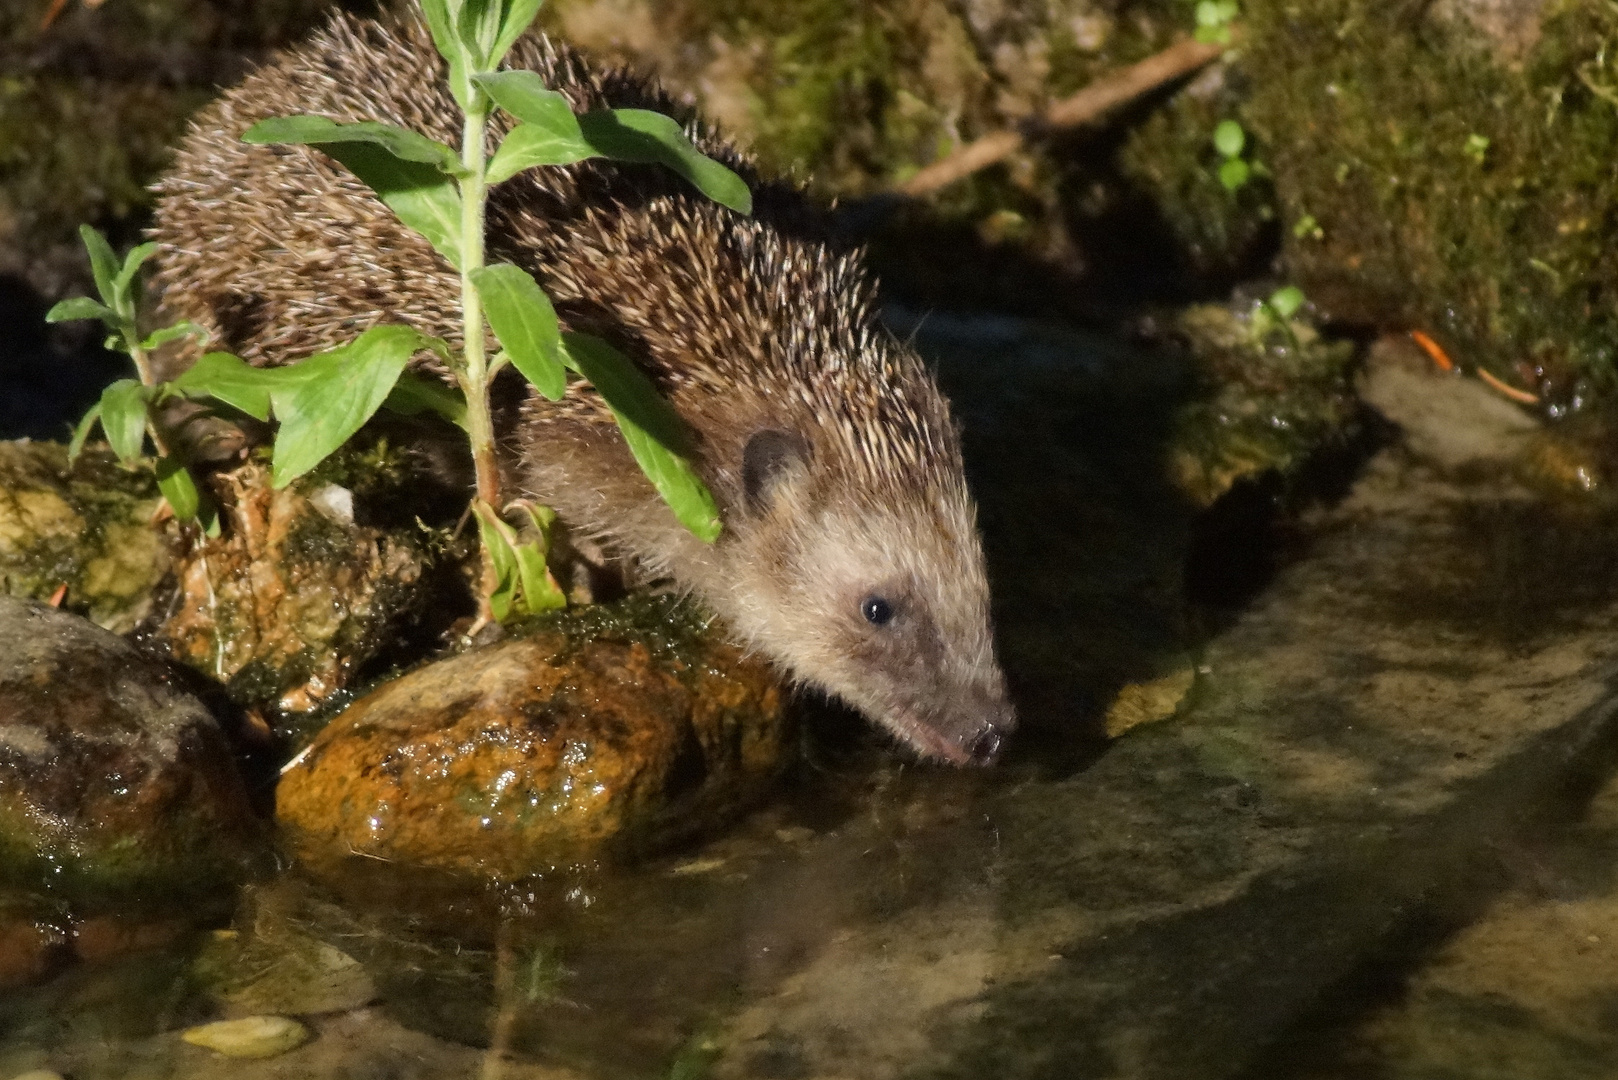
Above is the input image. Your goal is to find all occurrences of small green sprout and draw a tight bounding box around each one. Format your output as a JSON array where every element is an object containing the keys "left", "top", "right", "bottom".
[
  {"left": 46, "top": 226, "right": 218, "bottom": 531},
  {"left": 1251, "top": 285, "right": 1307, "bottom": 348},
  {"left": 1464, "top": 133, "right": 1490, "bottom": 166},
  {"left": 1213, "top": 119, "right": 1250, "bottom": 191},
  {"left": 1194, "top": 0, "right": 1239, "bottom": 45},
  {"left": 1292, "top": 213, "right": 1324, "bottom": 241}
]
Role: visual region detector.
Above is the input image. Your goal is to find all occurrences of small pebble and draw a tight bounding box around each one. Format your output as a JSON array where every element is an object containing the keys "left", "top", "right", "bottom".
[{"left": 181, "top": 1015, "right": 310, "bottom": 1058}]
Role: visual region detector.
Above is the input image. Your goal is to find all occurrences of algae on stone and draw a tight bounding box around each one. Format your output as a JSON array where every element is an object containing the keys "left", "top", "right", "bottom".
[{"left": 0, "top": 441, "right": 167, "bottom": 634}]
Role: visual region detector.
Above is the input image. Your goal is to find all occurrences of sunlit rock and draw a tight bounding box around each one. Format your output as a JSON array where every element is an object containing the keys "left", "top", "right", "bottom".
[{"left": 277, "top": 597, "right": 791, "bottom": 883}]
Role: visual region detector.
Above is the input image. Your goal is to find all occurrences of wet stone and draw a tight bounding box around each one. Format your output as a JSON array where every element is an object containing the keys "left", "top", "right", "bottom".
[
  {"left": 0, "top": 596, "right": 260, "bottom": 902},
  {"left": 276, "top": 597, "right": 792, "bottom": 884}
]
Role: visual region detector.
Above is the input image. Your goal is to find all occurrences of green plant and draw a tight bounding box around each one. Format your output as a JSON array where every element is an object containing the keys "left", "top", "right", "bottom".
[
  {"left": 46, "top": 225, "right": 218, "bottom": 531},
  {"left": 236, "top": 0, "right": 750, "bottom": 623},
  {"left": 1212, "top": 118, "right": 1250, "bottom": 192},
  {"left": 1193, "top": 0, "right": 1238, "bottom": 45}
]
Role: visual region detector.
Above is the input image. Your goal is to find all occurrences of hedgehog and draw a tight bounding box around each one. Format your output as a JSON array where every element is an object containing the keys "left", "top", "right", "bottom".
[{"left": 148, "top": 13, "right": 1016, "bottom": 765}]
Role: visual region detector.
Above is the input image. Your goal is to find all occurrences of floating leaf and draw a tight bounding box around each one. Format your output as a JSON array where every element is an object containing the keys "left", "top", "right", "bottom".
[
  {"left": 141, "top": 321, "right": 210, "bottom": 352},
  {"left": 170, "top": 351, "right": 276, "bottom": 421},
  {"left": 268, "top": 325, "right": 429, "bottom": 487},
  {"left": 243, "top": 116, "right": 461, "bottom": 172},
  {"left": 561, "top": 332, "right": 720, "bottom": 542},
  {"left": 384, "top": 370, "right": 469, "bottom": 430},
  {"left": 79, "top": 225, "right": 120, "bottom": 313},
  {"left": 98, "top": 380, "right": 149, "bottom": 464},
  {"left": 45, "top": 297, "right": 114, "bottom": 324},
  {"left": 67, "top": 401, "right": 102, "bottom": 462},
  {"left": 470, "top": 263, "right": 565, "bottom": 399},
  {"left": 578, "top": 110, "right": 751, "bottom": 214}
]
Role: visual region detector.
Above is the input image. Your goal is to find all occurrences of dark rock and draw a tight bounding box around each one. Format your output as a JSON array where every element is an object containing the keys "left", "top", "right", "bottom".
[
  {"left": 0, "top": 596, "right": 260, "bottom": 901},
  {"left": 276, "top": 597, "right": 792, "bottom": 883}
]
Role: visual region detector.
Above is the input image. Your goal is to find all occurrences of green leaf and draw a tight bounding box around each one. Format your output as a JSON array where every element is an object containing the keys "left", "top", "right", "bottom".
[
  {"left": 79, "top": 225, "right": 120, "bottom": 312},
  {"left": 1218, "top": 157, "right": 1250, "bottom": 191},
  {"left": 490, "top": 0, "right": 545, "bottom": 68},
  {"left": 577, "top": 110, "right": 752, "bottom": 214},
  {"left": 170, "top": 351, "right": 276, "bottom": 421},
  {"left": 560, "top": 332, "right": 721, "bottom": 542},
  {"left": 140, "top": 320, "right": 210, "bottom": 352},
  {"left": 511, "top": 502, "right": 566, "bottom": 613},
  {"left": 325, "top": 143, "right": 466, "bottom": 268},
  {"left": 45, "top": 297, "right": 114, "bottom": 324},
  {"left": 99, "top": 379, "right": 149, "bottom": 464},
  {"left": 384, "top": 370, "right": 469, "bottom": 430},
  {"left": 155, "top": 454, "right": 201, "bottom": 522},
  {"left": 268, "top": 325, "right": 427, "bottom": 487},
  {"left": 67, "top": 401, "right": 102, "bottom": 463},
  {"left": 242, "top": 116, "right": 461, "bottom": 172},
  {"left": 470, "top": 263, "right": 565, "bottom": 399},
  {"left": 474, "top": 501, "right": 521, "bottom": 623},
  {"left": 487, "top": 123, "right": 595, "bottom": 183},
  {"left": 418, "top": 0, "right": 474, "bottom": 109},
  {"left": 114, "top": 241, "right": 159, "bottom": 303},
  {"left": 1268, "top": 285, "right": 1306, "bottom": 320},
  {"left": 475, "top": 71, "right": 579, "bottom": 129},
  {"left": 1212, "top": 119, "right": 1245, "bottom": 159},
  {"left": 457, "top": 0, "right": 503, "bottom": 66}
]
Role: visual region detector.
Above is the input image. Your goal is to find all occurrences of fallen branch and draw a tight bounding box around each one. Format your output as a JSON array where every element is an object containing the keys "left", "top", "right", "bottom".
[{"left": 896, "top": 37, "right": 1228, "bottom": 197}]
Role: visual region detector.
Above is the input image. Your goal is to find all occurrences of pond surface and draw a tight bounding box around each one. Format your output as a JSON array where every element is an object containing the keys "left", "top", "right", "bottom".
[{"left": 5, "top": 312, "right": 1618, "bottom": 1080}]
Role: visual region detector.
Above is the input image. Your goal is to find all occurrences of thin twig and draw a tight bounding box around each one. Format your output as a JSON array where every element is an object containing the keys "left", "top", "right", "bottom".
[{"left": 897, "top": 37, "right": 1228, "bottom": 197}]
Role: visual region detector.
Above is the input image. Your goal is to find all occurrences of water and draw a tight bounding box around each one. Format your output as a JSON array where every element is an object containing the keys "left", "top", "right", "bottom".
[{"left": 5, "top": 313, "right": 1618, "bottom": 1079}]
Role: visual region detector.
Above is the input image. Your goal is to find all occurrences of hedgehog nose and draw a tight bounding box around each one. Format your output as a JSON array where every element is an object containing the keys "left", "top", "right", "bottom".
[{"left": 967, "top": 724, "right": 1005, "bottom": 765}]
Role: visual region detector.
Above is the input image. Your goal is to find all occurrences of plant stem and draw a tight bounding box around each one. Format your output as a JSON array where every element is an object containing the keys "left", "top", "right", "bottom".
[{"left": 457, "top": 95, "right": 502, "bottom": 622}]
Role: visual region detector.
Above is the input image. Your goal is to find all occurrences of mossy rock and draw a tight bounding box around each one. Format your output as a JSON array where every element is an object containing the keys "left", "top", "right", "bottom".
[
  {"left": 0, "top": 440, "right": 168, "bottom": 634},
  {"left": 1125, "top": 0, "right": 1618, "bottom": 404}
]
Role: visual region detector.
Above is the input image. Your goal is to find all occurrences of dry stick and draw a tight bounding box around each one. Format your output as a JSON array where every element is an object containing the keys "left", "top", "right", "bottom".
[{"left": 897, "top": 37, "right": 1228, "bottom": 197}]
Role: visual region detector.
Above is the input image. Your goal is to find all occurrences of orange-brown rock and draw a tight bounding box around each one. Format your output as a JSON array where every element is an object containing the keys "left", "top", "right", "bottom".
[{"left": 276, "top": 601, "right": 791, "bottom": 882}]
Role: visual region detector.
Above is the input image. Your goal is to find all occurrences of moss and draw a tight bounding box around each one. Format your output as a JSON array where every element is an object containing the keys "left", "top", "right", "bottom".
[{"left": 1122, "top": 0, "right": 1618, "bottom": 402}]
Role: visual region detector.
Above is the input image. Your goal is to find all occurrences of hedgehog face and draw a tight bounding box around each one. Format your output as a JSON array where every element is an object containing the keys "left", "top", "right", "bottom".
[{"left": 716, "top": 429, "right": 1016, "bottom": 765}]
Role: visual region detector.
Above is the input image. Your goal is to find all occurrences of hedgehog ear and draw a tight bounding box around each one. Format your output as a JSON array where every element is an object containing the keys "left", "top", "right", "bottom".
[{"left": 742, "top": 429, "right": 809, "bottom": 516}]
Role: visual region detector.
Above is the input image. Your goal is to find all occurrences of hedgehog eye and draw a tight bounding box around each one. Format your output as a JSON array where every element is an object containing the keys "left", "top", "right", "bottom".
[{"left": 861, "top": 596, "right": 894, "bottom": 626}]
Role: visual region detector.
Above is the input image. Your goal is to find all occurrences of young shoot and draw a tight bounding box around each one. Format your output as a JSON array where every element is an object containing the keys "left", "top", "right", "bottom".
[
  {"left": 47, "top": 225, "right": 218, "bottom": 531},
  {"left": 239, "top": 0, "right": 749, "bottom": 625}
]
